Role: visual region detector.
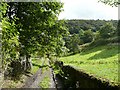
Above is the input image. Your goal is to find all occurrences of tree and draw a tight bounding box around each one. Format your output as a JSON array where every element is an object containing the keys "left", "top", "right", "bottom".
[
  {"left": 1, "top": 2, "right": 19, "bottom": 68},
  {"left": 78, "top": 29, "right": 84, "bottom": 44},
  {"left": 98, "top": 0, "right": 119, "bottom": 43},
  {"left": 1, "top": 2, "right": 68, "bottom": 78},
  {"left": 0, "top": 2, "right": 9, "bottom": 70},
  {"left": 80, "top": 29, "right": 94, "bottom": 43},
  {"left": 64, "top": 34, "right": 81, "bottom": 54},
  {"left": 99, "top": 0, "right": 119, "bottom": 7},
  {"left": 99, "top": 23, "right": 116, "bottom": 39},
  {"left": 0, "top": 3, "right": 22, "bottom": 79}
]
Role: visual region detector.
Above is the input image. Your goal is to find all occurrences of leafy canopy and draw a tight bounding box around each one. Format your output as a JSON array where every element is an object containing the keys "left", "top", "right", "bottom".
[{"left": 99, "top": 0, "right": 119, "bottom": 7}]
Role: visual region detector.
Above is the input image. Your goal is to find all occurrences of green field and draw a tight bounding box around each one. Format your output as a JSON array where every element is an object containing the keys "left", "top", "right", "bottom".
[{"left": 60, "top": 45, "right": 119, "bottom": 85}]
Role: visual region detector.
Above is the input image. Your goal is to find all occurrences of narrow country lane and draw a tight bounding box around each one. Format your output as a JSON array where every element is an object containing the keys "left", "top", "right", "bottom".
[{"left": 22, "top": 58, "right": 58, "bottom": 89}]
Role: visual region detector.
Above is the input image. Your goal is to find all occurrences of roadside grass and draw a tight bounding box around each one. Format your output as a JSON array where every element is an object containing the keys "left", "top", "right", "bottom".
[
  {"left": 41, "top": 58, "right": 49, "bottom": 73},
  {"left": 32, "top": 58, "right": 51, "bottom": 88},
  {"left": 2, "top": 74, "right": 28, "bottom": 88},
  {"left": 38, "top": 59, "right": 51, "bottom": 88},
  {"left": 31, "top": 58, "right": 43, "bottom": 74},
  {"left": 2, "top": 58, "right": 45, "bottom": 88},
  {"left": 60, "top": 45, "right": 119, "bottom": 85},
  {"left": 39, "top": 76, "right": 50, "bottom": 88}
]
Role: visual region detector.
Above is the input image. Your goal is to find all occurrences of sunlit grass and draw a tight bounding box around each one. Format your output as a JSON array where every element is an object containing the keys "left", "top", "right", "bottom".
[
  {"left": 39, "top": 76, "right": 50, "bottom": 88},
  {"left": 31, "top": 58, "right": 49, "bottom": 74},
  {"left": 60, "top": 45, "right": 119, "bottom": 85},
  {"left": 31, "top": 58, "right": 43, "bottom": 74}
]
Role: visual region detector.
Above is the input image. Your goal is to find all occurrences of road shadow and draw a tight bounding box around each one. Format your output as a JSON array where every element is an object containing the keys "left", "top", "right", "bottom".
[
  {"left": 87, "top": 47, "right": 119, "bottom": 60},
  {"left": 32, "top": 63, "right": 48, "bottom": 68},
  {"left": 80, "top": 45, "right": 105, "bottom": 55}
]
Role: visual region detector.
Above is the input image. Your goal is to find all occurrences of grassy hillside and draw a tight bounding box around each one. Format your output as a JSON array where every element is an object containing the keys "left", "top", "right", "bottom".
[{"left": 60, "top": 45, "right": 119, "bottom": 85}]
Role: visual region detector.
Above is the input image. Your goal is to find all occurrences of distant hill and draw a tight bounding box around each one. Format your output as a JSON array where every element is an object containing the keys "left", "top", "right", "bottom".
[{"left": 65, "top": 19, "right": 118, "bottom": 34}]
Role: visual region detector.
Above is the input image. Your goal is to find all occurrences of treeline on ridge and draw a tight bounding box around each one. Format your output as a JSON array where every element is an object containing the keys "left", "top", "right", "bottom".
[{"left": 62, "top": 19, "right": 118, "bottom": 55}]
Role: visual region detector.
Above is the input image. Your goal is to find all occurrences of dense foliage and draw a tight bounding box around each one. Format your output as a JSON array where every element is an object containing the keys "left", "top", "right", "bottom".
[
  {"left": 0, "top": 0, "right": 119, "bottom": 80},
  {"left": 63, "top": 19, "right": 117, "bottom": 54},
  {"left": 65, "top": 20, "right": 117, "bottom": 34},
  {"left": 99, "top": 0, "right": 119, "bottom": 7},
  {"left": 1, "top": 2, "right": 68, "bottom": 79}
]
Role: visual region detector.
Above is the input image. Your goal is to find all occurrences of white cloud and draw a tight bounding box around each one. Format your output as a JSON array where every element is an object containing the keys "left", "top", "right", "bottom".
[{"left": 59, "top": 0, "right": 118, "bottom": 20}]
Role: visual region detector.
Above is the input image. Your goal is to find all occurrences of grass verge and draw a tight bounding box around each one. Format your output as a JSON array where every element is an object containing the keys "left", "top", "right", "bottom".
[
  {"left": 31, "top": 58, "right": 43, "bottom": 74},
  {"left": 39, "top": 76, "right": 50, "bottom": 88},
  {"left": 2, "top": 58, "right": 44, "bottom": 88},
  {"left": 60, "top": 45, "right": 119, "bottom": 85}
]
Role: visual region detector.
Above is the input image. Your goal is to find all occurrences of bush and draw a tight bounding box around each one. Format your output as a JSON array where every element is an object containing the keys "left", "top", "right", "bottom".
[{"left": 5, "top": 60, "right": 24, "bottom": 80}]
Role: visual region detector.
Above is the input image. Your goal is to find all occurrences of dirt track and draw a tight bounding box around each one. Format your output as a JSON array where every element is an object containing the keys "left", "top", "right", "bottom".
[{"left": 22, "top": 58, "right": 56, "bottom": 88}]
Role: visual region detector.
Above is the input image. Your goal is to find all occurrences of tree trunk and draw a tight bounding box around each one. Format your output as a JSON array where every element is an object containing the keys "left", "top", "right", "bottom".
[{"left": 25, "top": 54, "right": 32, "bottom": 72}]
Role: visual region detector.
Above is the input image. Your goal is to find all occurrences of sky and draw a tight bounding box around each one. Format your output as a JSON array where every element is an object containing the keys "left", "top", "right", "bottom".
[{"left": 58, "top": 0, "right": 118, "bottom": 20}]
